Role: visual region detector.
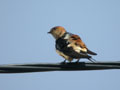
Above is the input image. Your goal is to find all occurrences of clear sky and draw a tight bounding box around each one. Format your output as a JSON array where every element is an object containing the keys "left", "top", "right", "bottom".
[{"left": 0, "top": 0, "right": 120, "bottom": 90}]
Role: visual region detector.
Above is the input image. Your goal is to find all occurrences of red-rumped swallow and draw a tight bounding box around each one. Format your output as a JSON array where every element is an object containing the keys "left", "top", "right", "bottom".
[{"left": 48, "top": 26, "right": 97, "bottom": 63}]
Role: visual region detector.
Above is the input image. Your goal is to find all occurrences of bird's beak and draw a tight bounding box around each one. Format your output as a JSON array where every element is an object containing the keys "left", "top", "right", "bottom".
[{"left": 47, "top": 31, "right": 51, "bottom": 34}]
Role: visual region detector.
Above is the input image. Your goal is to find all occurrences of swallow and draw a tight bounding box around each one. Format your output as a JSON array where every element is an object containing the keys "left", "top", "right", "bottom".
[{"left": 48, "top": 26, "right": 97, "bottom": 63}]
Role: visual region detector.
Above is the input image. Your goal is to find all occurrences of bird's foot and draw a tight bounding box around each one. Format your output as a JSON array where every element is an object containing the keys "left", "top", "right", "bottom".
[
  {"left": 75, "top": 59, "right": 80, "bottom": 63},
  {"left": 60, "top": 60, "right": 66, "bottom": 64}
]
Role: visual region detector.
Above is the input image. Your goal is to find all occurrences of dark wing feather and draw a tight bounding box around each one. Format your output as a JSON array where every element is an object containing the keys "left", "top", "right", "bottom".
[
  {"left": 87, "top": 49, "right": 97, "bottom": 55},
  {"left": 56, "top": 38, "right": 91, "bottom": 59},
  {"left": 70, "top": 34, "right": 97, "bottom": 55}
]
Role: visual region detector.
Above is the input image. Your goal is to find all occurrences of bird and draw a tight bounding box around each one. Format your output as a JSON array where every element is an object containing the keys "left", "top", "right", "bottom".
[{"left": 48, "top": 26, "right": 97, "bottom": 63}]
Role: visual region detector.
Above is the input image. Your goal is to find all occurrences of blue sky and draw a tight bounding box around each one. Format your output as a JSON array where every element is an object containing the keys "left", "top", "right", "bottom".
[{"left": 0, "top": 0, "right": 120, "bottom": 90}]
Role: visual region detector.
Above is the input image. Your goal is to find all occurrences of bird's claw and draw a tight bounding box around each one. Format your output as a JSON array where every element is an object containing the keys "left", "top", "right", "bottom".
[{"left": 60, "top": 60, "right": 66, "bottom": 64}]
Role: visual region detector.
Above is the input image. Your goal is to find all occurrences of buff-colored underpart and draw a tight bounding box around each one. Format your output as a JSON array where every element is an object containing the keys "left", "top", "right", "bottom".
[{"left": 56, "top": 50, "right": 73, "bottom": 62}]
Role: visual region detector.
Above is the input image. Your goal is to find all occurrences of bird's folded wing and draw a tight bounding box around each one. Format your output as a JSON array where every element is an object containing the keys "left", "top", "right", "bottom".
[
  {"left": 68, "top": 34, "right": 87, "bottom": 53},
  {"left": 56, "top": 37, "right": 91, "bottom": 59},
  {"left": 69, "top": 34, "right": 97, "bottom": 55}
]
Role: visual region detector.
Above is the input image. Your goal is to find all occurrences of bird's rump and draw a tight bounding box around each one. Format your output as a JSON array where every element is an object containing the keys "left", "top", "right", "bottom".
[
  {"left": 69, "top": 34, "right": 97, "bottom": 55},
  {"left": 70, "top": 34, "right": 86, "bottom": 48}
]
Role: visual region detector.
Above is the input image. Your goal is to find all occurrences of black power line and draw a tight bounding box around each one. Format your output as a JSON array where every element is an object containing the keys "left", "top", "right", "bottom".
[{"left": 0, "top": 61, "right": 120, "bottom": 73}]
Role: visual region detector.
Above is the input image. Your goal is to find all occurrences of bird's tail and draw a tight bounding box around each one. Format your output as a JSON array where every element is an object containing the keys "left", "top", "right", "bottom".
[
  {"left": 87, "top": 49, "right": 97, "bottom": 55},
  {"left": 88, "top": 57, "right": 97, "bottom": 63}
]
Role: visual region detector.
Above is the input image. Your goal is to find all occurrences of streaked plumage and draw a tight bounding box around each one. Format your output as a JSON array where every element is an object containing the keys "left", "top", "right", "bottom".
[{"left": 48, "top": 26, "right": 97, "bottom": 63}]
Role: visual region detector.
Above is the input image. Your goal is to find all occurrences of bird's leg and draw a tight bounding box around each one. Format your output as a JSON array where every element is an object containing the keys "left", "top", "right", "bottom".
[
  {"left": 69, "top": 60, "right": 72, "bottom": 63},
  {"left": 76, "top": 59, "right": 80, "bottom": 63},
  {"left": 61, "top": 59, "right": 66, "bottom": 64}
]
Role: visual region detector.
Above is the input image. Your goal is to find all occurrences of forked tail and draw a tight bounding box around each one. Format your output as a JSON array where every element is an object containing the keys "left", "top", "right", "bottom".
[{"left": 88, "top": 57, "right": 97, "bottom": 63}]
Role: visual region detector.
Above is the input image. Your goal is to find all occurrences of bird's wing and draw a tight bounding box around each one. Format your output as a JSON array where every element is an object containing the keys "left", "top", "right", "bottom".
[
  {"left": 68, "top": 34, "right": 97, "bottom": 55},
  {"left": 56, "top": 38, "right": 91, "bottom": 59},
  {"left": 68, "top": 34, "right": 87, "bottom": 53}
]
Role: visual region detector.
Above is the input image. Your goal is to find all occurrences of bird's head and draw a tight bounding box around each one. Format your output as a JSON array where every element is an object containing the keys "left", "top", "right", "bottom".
[{"left": 48, "top": 26, "right": 66, "bottom": 39}]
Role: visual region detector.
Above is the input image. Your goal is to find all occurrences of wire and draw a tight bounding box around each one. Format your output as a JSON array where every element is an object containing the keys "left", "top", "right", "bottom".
[{"left": 0, "top": 61, "right": 120, "bottom": 74}]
